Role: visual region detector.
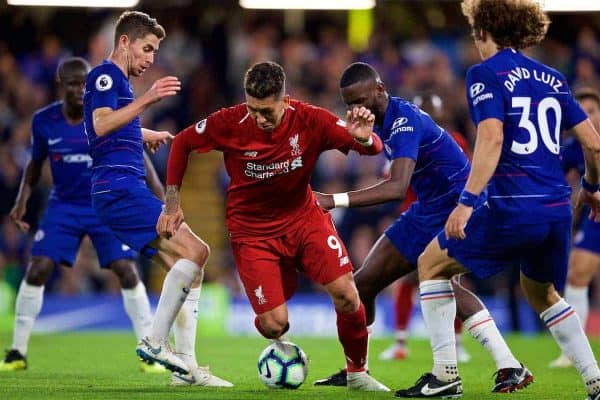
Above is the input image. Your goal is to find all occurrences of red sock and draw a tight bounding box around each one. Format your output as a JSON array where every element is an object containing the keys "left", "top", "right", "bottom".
[
  {"left": 336, "top": 303, "right": 368, "bottom": 372},
  {"left": 395, "top": 279, "right": 416, "bottom": 332},
  {"left": 254, "top": 316, "right": 289, "bottom": 339}
]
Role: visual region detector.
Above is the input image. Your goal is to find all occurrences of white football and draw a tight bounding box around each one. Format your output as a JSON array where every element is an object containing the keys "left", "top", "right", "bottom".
[{"left": 257, "top": 340, "right": 309, "bottom": 389}]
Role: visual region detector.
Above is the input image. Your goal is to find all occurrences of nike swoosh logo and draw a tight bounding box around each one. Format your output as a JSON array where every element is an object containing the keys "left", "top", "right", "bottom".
[
  {"left": 142, "top": 338, "right": 162, "bottom": 355},
  {"left": 173, "top": 374, "right": 196, "bottom": 384},
  {"left": 421, "top": 381, "right": 460, "bottom": 396},
  {"left": 48, "top": 138, "right": 63, "bottom": 145},
  {"left": 182, "top": 287, "right": 190, "bottom": 295}
]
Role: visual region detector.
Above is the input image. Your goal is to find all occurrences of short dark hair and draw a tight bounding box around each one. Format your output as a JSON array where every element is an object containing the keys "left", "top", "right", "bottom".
[
  {"left": 574, "top": 87, "right": 600, "bottom": 107},
  {"left": 339, "top": 62, "right": 380, "bottom": 89},
  {"left": 244, "top": 61, "right": 286, "bottom": 99},
  {"left": 57, "top": 57, "right": 90, "bottom": 82},
  {"left": 114, "top": 11, "right": 165, "bottom": 46},
  {"left": 462, "top": 0, "right": 549, "bottom": 50}
]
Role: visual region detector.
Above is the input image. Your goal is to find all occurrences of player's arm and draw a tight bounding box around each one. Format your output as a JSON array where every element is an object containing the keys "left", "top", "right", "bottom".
[
  {"left": 571, "top": 118, "right": 600, "bottom": 219},
  {"left": 92, "top": 76, "right": 180, "bottom": 137},
  {"left": 10, "top": 158, "right": 44, "bottom": 232},
  {"left": 316, "top": 158, "right": 414, "bottom": 209},
  {"left": 143, "top": 152, "right": 165, "bottom": 201},
  {"left": 157, "top": 118, "right": 217, "bottom": 236},
  {"left": 11, "top": 115, "right": 47, "bottom": 232},
  {"left": 141, "top": 128, "right": 174, "bottom": 153}
]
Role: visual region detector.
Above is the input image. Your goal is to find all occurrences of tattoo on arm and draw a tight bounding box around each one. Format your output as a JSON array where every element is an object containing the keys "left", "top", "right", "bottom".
[{"left": 165, "top": 185, "right": 180, "bottom": 213}]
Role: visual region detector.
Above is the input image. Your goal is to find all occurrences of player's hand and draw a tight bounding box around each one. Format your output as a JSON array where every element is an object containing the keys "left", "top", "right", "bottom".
[
  {"left": 9, "top": 202, "right": 30, "bottom": 232},
  {"left": 444, "top": 204, "right": 473, "bottom": 240},
  {"left": 143, "top": 129, "right": 173, "bottom": 154},
  {"left": 156, "top": 206, "right": 185, "bottom": 238},
  {"left": 314, "top": 192, "right": 334, "bottom": 210},
  {"left": 575, "top": 188, "right": 600, "bottom": 223},
  {"left": 144, "top": 76, "right": 181, "bottom": 105},
  {"left": 346, "top": 106, "right": 375, "bottom": 142}
]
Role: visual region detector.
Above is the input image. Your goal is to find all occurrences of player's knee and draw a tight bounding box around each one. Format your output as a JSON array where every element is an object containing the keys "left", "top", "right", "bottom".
[
  {"left": 258, "top": 313, "right": 288, "bottom": 339},
  {"left": 178, "top": 229, "right": 210, "bottom": 266},
  {"left": 332, "top": 288, "right": 360, "bottom": 314},
  {"left": 25, "top": 257, "right": 54, "bottom": 286},
  {"left": 109, "top": 260, "right": 140, "bottom": 289}
]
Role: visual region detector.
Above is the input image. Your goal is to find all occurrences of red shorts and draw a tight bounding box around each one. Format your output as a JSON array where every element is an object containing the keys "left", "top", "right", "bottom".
[{"left": 230, "top": 207, "right": 353, "bottom": 314}]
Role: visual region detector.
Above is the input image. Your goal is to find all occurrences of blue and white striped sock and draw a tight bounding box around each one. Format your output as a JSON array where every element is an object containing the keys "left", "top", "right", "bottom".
[{"left": 541, "top": 298, "right": 600, "bottom": 395}]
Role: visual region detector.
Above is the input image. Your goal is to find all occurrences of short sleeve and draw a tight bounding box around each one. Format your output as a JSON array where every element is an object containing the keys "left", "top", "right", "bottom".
[
  {"left": 88, "top": 67, "right": 120, "bottom": 111},
  {"left": 466, "top": 64, "right": 505, "bottom": 125},
  {"left": 30, "top": 113, "right": 47, "bottom": 161},
  {"left": 386, "top": 108, "right": 423, "bottom": 161},
  {"left": 563, "top": 91, "right": 588, "bottom": 130},
  {"left": 311, "top": 106, "right": 356, "bottom": 153}
]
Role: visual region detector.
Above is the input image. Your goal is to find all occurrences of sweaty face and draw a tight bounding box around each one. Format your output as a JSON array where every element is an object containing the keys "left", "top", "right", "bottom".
[
  {"left": 61, "top": 70, "right": 87, "bottom": 107},
  {"left": 580, "top": 98, "right": 600, "bottom": 132},
  {"left": 245, "top": 94, "right": 289, "bottom": 131},
  {"left": 125, "top": 33, "right": 160, "bottom": 77},
  {"left": 341, "top": 79, "right": 382, "bottom": 123}
]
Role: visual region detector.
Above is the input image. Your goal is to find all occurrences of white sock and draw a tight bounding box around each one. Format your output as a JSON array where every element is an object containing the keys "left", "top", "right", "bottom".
[
  {"left": 395, "top": 329, "right": 408, "bottom": 344},
  {"left": 541, "top": 298, "right": 600, "bottom": 395},
  {"left": 150, "top": 259, "right": 201, "bottom": 341},
  {"left": 121, "top": 282, "right": 153, "bottom": 341},
  {"left": 364, "top": 325, "right": 372, "bottom": 370},
  {"left": 173, "top": 277, "right": 202, "bottom": 370},
  {"left": 463, "top": 309, "right": 520, "bottom": 369},
  {"left": 12, "top": 281, "right": 44, "bottom": 355},
  {"left": 420, "top": 280, "right": 458, "bottom": 382},
  {"left": 565, "top": 284, "right": 589, "bottom": 329}
]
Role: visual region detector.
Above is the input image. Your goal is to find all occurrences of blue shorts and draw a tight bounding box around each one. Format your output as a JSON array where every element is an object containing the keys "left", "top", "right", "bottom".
[
  {"left": 31, "top": 202, "right": 135, "bottom": 268},
  {"left": 91, "top": 178, "right": 162, "bottom": 259},
  {"left": 573, "top": 217, "right": 600, "bottom": 255},
  {"left": 385, "top": 202, "right": 455, "bottom": 266},
  {"left": 439, "top": 205, "right": 571, "bottom": 291}
]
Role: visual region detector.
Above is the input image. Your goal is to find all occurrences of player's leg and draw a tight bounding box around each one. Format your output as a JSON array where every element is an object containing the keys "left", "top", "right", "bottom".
[
  {"left": 2, "top": 207, "right": 81, "bottom": 372},
  {"left": 452, "top": 273, "right": 528, "bottom": 392},
  {"left": 450, "top": 277, "right": 470, "bottom": 364},
  {"left": 380, "top": 273, "right": 417, "bottom": 361},
  {"left": 0, "top": 256, "right": 54, "bottom": 372},
  {"left": 300, "top": 209, "right": 389, "bottom": 391},
  {"left": 521, "top": 221, "right": 600, "bottom": 399},
  {"left": 551, "top": 223, "right": 600, "bottom": 368},
  {"left": 135, "top": 223, "right": 210, "bottom": 375}
]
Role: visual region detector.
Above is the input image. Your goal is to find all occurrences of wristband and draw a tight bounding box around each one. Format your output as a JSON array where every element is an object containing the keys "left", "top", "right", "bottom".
[
  {"left": 355, "top": 135, "right": 373, "bottom": 147},
  {"left": 581, "top": 176, "right": 600, "bottom": 193},
  {"left": 332, "top": 192, "right": 350, "bottom": 208},
  {"left": 458, "top": 190, "right": 478, "bottom": 208}
]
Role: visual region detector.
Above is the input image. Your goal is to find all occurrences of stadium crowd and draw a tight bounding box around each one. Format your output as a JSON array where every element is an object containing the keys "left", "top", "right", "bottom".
[{"left": 0, "top": 4, "right": 598, "bottom": 331}]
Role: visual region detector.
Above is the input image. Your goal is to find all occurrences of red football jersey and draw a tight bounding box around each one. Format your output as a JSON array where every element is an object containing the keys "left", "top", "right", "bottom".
[{"left": 168, "top": 100, "right": 382, "bottom": 239}]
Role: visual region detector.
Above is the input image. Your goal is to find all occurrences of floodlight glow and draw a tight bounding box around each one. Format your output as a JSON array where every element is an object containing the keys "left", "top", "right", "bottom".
[
  {"left": 8, "top": 0, "right": 138, "bottom": 7},
  {"left": 240, "top": 0, "right": 375, "bottom": 10},
  {"left": 541, "top": 0, "right": 600, "bottom": 11}
]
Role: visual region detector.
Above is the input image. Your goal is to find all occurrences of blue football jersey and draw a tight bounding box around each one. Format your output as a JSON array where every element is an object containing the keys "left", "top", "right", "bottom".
[
  {"left": 83, "top": 60, "right": 145, "bottom": 190},
  {"left": 374, "top": 97, "right": 472, "bottom": 210},
  {"left": 466, "top": 48, "right": 587, "bottom": 222},
  {"left": 31, "top": 101, "right": 92, "bottom": 205},
  {"left": 560, "top": 135, "right": 584, "bottom": 176}
]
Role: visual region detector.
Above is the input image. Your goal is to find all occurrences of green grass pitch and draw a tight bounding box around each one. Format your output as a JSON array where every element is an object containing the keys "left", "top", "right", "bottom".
[{"left": 0, "top": 332, "right": 594, "bottom": 399}]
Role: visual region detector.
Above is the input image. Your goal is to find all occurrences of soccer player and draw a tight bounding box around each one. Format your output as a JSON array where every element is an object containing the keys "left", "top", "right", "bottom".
[
  {"left": 83, "top": 11, "right": 231, "bottom": 386},
  {"left": 378, "top": 93, "right": 471, "bottom": 363},
  {"left": 0, "top": 57, "right": 164, "bottom": 373},
  {"left": 396, "top": 1, "right": 600, "bottom": 398},
  {"left": 163, "top": 61, "right": 389, "bottom": 391},
  {"left": 550, "top": 87, "right": 600, "bottom": 369},
  {"left": 312, "top": 63, "right": 529, "bottom": 393}
]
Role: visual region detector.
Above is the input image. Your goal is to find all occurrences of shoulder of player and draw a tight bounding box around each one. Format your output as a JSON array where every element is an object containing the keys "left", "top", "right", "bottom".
[
  {"left": 32, "top": 101, "right": 63, "bottom": 125},
  {"left": 385, "top": 98, "right": 421, "bottom": 130},
  {"left": 87, "top": 62, "right": 124, "bottom": 91},
  {"left": 290, "top": 100, "right": 338, "bottom": 128}
]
